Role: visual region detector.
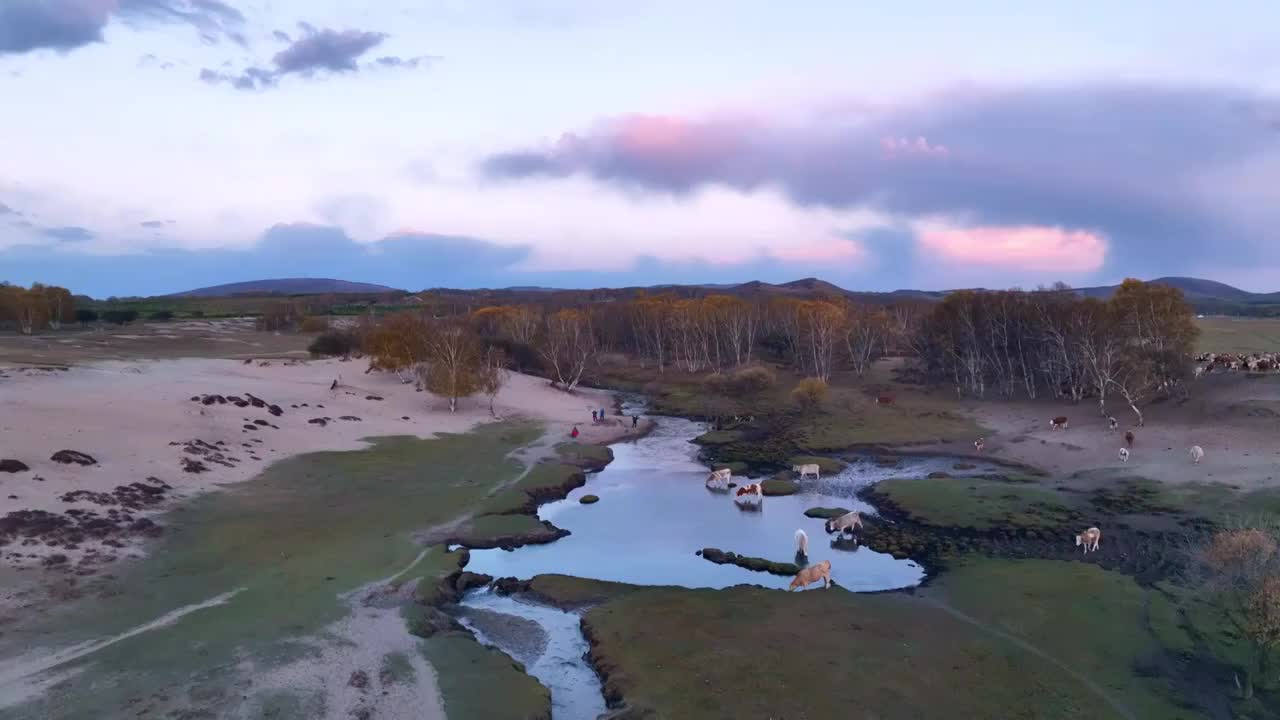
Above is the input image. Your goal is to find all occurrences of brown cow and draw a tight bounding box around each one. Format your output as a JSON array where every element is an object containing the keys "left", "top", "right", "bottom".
[
  {"left": 1124, "top": 431, "right": 1135, "bottom": 448},
  {"left": 789, "top": 560, "right": 832, "bottom": 591},
  {"left": 876, "top": 395, "right": 894, "bottom": 406}
]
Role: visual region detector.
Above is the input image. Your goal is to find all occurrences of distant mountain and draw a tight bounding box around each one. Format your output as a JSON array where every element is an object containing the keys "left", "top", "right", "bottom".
[
  {"left": 172, "top": 278, "right": 400, "bottom": 297},
  {"left": 1076, "top": 277, "right": 1280, "bottom": 304}
]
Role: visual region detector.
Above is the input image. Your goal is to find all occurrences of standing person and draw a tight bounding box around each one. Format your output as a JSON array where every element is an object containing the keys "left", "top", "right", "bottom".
[
  {"left": 632, "top": 415, "right": 639, "bottom": 429},
  {"left": 570, "top": 426, "right": 580, "bottom": 439},
  {"left": 591, "top": 410, "right": 598, "bottom": 423},
  {"left": 600, "top": 407, "right": 606, "bottom": 421}
]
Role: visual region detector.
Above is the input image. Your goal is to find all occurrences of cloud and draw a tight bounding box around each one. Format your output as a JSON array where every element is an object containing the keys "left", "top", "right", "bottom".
[
  {"left": 140, "top": 219, "right": 165, "bottom": 228},
  {"left": 201, "top": 26, "right": 427, "bottom": 91},
  {"left": 916, "top": 224, "right": 1107, "bottom": 273},
  {"left": 41, "top": 225, "right": 95, "bottom": 242},
  {"left": 0, "top": 0, "right": 245, "bottom": 56},
  {"left": 0, "top": 203, "right": 14, "bottom": 216},
  {"left": 482, "top": 84, "right": 1280, "bottom": 275},
  {"left": 272, "top": 29, "right": 290, "bottom": 43}
]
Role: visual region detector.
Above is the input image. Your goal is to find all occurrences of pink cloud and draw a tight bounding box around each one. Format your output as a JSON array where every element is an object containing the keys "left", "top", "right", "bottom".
[
  {"left": 918, "top": 225, "right": 1106, "bottom": 272},
  {"left": 771, "top": 239, "right": 863, "bottom": 263}
]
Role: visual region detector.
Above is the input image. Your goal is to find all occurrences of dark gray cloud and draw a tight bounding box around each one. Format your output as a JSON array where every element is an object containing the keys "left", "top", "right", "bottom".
[
  {"left": 0, "top": 202, "right": 14, "bottom": 216},
  {"left": 0, "top": 0, "right": 245, "bottom": 56},
  {"left": 201, "top": 26, "right": 428, "bottom": 91},
  {"left": 41, "top": 226, "right": 94, "bottom": 242},
  {"left": 272, "top": 29, "right": 290, "bottom": 43},
  {"left": 482, "top": 84, "right": 1280, "bottom": 273}
]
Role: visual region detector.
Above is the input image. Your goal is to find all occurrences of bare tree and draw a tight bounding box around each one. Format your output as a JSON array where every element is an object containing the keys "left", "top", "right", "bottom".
[
  {"left": 479, "top": 346, "right": 510, "bottom": 417},
  {"left": 539, "top": 309, "right": 596, "bottom": 390}
]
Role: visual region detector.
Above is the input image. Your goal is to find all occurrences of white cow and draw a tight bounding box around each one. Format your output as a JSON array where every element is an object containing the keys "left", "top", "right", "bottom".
[
  {"left": 1076, "top": 527, "right": 1102, "bottom": 554},
  {"left": 792, "top": 463, "right": 820, "bottom": 480},
  {"left": 706, "top": 467, "right": 732, "bottom": 488},
  {"left": 825, "top": 511, "right": 863, "bottom": 535},
  {"left": 1118, "top": 447, "right": 1130, "bottom": 463},
  {"left": 795, "top": 529, "right": 809, "bottom": 556},
  {"left": 1189, "top": 445, "right": 1205, "bottom": 464}
]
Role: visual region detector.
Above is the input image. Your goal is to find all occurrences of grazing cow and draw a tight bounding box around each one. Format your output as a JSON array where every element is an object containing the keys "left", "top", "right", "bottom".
[
  {"left": 974, "top": 437, "right": 985, "bottom": 453},
  {"left": 1075, "top": 527, "right": 1102, "bottom": 554},
  {"left": 706, "top": 468, "right": 732, "bottom": 488},
  {"left": 792, "top": 463, "right": 820, "bottom": 480},
  {"left": 1118, "top": 447, "right": 1130, "bottom": 463},
  {"left": 1190, "top": 445, "right": 1205, "bottom": 464},
  {"left": 825, "top": 511, "right": 863, "bottom": 535},
  {"left": 789, "top": 560, "right": 832, "bottom": 591},
  {"left": 876, "top": 395, "right": 894, "bottom": 406},
  {"left": 795, "top": 529, "right": 809, "bottom": 556},
  {"left": 1108, "top": 416, "right": 1118, "bottom": 431},
  {"left": 735, "top": 483, "right": 764, "bottom": 502},
  {"left": 1049, "top": 416, "right": 1069, "bottom": 430},
  {"left": 1124, "top": 431, "right": 1135, "bottom": 448}
]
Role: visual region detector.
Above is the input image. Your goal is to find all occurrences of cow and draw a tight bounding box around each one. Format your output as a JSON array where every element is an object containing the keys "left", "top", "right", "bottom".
[
  {"left": 1049, "top": 416, "right": 1069, "bottom": 430},
  {"left": 792, "top": 463, "right": 820, "bottom": 480},
  {"left": 735, "top": 483, "right": 764, "bottom": 503},
  {"left": 1108, "top": 416, "right": 1118, "bottom": 431},
  {"left": 1118, "top": 447, "right": 1130, "bottom": 463},
  {"left": 795, "top": 529, "right": 809, "bottom": 556},
  {"left": 1076, "top": 527, "right": 1102, "bottom": 554},
  {"left": 1124, "top": 431, "right": 1135, "bottom": 448},
  {"left": 789, "top": 560, "right": 832, "bottom": 591},
  {"left": 706, "top": 468, "right": 732, "bottom": 488},
  {"left": 825, "top": 511, "right": 863, "bottom": 535},
  {"left": 876, "top": 395, "right": 894, "bottom": 406},
  {"left": 974, "top": 437, "right": 985, "bottom": 453},
  {"left": 1190, "top": 445, "right": 1205, "bottom": 464}
]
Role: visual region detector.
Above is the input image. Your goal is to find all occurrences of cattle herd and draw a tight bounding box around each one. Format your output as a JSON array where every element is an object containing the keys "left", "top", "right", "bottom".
[{"left": 1194, "top": 351, "right": 1280, "bottom": 376}]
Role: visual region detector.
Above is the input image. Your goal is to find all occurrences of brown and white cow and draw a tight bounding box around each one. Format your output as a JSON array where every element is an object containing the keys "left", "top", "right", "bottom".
[
  {"left": 1049, "top": 416, "right": 1069, "bottom": 430},
  {"left": 789, "top": 560, "right": 832, "bottom": 591}
]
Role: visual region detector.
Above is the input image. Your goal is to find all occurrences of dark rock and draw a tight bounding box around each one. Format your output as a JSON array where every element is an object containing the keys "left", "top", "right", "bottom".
[
  {"left": 253, "top": 419, "right": 269, "bottom": 426},
  {"left": 182, "top": 458, "right": 209, "bottom": 473},
  {"left": 455, "top": 571, "right": 493, "bottom": 594},
  {"left": 243, "top": 424, "right": 257, "bottom": 431},
  {"left": 401, "top": 416, "right": 410, "bottom": 420},
  {"left": 308, "top": 418, "right": 328, "bottom": 427},
  {"left": 365, "top": 395, "right": 384, "bottom": 401},
  {"left": 804, "top": 507, "right": 850, "bottom": 519},
  {"left": 760, "top": 478, "right": 798, "bottom": 496},
  {"left": 698, "top": 547, "right": 799, "bottom": 576},
  {"left": 927, "top": 471, "right": 951, "bottom": 479},
  {"left": 267, "top": 405, "right": 283, "bottom": 416},
  {"left": 339, "top": 416, "right": 362, "bottom": 422},
  {"left": 579, "top": 494, "right": 600, "bottom": 505},
  {"left": 0, "top": 460, "right": 29, "bottom": 473},
  {"left": 50, "top": 450, "right": 97, "bottom": 466},
  {"left": 200, "top": 395, "right": 226, "bottom": 406},
  {"left": 42, "top": 553, "right": 69, "bottom": 567},
  {"left": 348, "top": 670, "right": 370, "bottom": 691},
  {"left": 244, "top": 394, "right": 267, "bottom": 408},
  {"left": 492, "top": 577, "right": 530, "bottom": 596}
]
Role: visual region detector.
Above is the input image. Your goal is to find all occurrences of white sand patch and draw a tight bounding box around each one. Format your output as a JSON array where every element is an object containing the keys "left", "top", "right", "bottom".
[{"left": 0, "top": 358, "right": 634, "bottom": 568}]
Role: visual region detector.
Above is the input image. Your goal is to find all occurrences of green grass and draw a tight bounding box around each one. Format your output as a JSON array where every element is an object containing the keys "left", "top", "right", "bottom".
[
  {"left": 760, "top": 478, "right": 799, "bottom": 496},
  {"left": 580, "top": 577, "right": 1182, "bottom": 720},
  {"left": 928, "top": 558, "right": 1200, "bottom": 720},
  {"left": 554, "top": 442, "right": 613, "bottom": 469},
  {"left": 0, "top": 422, "right": 546, "bottom": 720},
  {"left": 450, "top": 513, "right": 562, "bottom": 546},
  {"left": 478, "top": 462, "right": 583, "bottom": 515},
  {"left": 692, "top": 429, "right": 742, "bottom": 445},
  {"left": 1197, "top": 316, "right": 1280, "bottom": 355},
  {"left": 421, "top": 635, "right": 550, "bottom": 720},
  {"left": 874, "top": 476, "right": 1082, "bottom": 530},
  {"left": 527, "top": 574, "right": 639, "bottom": 608}
]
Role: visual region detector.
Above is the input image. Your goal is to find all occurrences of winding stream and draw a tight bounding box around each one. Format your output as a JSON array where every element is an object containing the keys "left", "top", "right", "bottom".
[{"left": 457, "top": 410, "right": 1000, "bottom": 718}]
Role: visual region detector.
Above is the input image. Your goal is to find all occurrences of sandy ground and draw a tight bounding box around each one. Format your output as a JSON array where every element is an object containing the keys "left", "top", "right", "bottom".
[
  {"left": 0, "top": 357, "right": 640, "bottom": 570},
  {"left": 919, "top": 374, "right": 1280, "bottom": 488}
]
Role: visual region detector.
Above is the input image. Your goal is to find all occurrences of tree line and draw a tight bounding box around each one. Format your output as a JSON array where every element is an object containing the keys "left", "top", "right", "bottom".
[
  {"left": 352, "top": 278, "right": 1197, "bottom": 422},
  {"left": 0, "top": 283, "right": 76, "bottom": 334}
]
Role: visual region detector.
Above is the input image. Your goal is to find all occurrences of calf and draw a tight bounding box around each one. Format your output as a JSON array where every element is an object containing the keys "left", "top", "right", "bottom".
[
  {"left": 974, "top": 437, "right": 985, "bottom": 453},
  {"left": 1049, "top": 416, "right": 1069, "bottom": 430},
  {"left": 1075, "top": 527, "right": 1102, "bottom": 554},
  {"left": 1108, "top": 416, "right": 1118, "bottom": 431},
  {"left": 825, "top": 511, "right": 863, "bottom": 535},
  {"left": 795, "top": 529, "right": 809, "bottom": 556},
  {"left": 788, "top": 560, "right": 832, "bottom": 591},
  {"left": 1118, "top": 447, "right": 1130, "bottom": 463}
]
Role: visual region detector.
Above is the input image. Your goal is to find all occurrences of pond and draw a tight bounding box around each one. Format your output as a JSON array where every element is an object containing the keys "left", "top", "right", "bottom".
[{"left": 465, "top": 413, "right": 991, "bottom": 591}]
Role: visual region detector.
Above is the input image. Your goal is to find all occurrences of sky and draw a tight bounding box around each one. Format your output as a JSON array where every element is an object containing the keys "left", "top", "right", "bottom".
[{"left": 2, "top": 1, "right": 1279, "bottom": 297}]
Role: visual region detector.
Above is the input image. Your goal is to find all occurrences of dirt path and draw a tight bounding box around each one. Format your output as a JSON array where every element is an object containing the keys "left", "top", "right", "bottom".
[{"left": 919, "top": 596, "right": 1137, "bottom": 720}]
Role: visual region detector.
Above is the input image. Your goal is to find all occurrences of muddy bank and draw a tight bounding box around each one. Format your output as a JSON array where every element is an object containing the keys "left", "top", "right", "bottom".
[{"left": 696, "top": 548, "right": 800, "bottom": 576}]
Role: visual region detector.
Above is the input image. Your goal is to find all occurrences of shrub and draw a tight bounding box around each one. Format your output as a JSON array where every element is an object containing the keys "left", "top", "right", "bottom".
[
  {"left": 101, "top": 309, "right": 139, "bottom": 325},
  {"left": 149, "top": 310, "right": 174, "bottom": 321},
  {"left": 308, "top": 331, "right": 360, "bottom": 358},
  {"left": 791, "top": 378, "right": 828, "bottom": 410},
  {"left": 727, "top": 366, "right": 776, "bottom": 396},
  {"left": 74, "top": 309, "right": 98, "bottom": 326},
  {"left": 300, "top": 316, "right": 330, "bottom": 333}
]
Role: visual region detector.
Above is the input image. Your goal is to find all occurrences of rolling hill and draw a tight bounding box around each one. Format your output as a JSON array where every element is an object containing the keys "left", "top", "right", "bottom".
[{"left": 172, "top": 278, "right": 400, "bottom": 297}]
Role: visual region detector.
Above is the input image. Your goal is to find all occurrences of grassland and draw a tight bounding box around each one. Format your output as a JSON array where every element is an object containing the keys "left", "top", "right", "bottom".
[
  {"left": 1196, "top": 316, "right": 1280, "bottom": 354},
  {"left": 0, "top": 422, "right": 550, "bottom": 720},
  {"left": 421, "top": 635, "right": 550, "bottom": 720},
  {"left": 871, "top": 476, "right": 1084, "bottom": 530},
  {"left": 552, "top": 558, "right": 1200, "bottom": 720}
]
